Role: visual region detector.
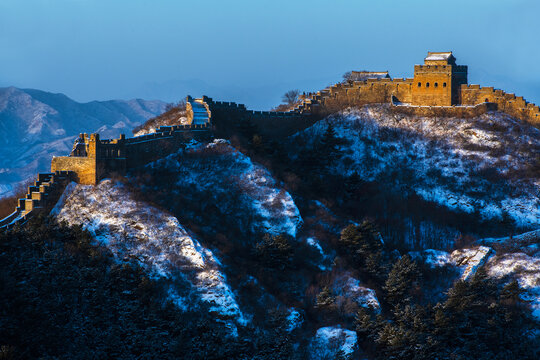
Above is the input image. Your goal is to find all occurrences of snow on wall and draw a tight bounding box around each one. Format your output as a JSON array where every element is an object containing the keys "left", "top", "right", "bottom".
[
  {"left": 451, "top": 246, "right": 494, "bottom": 280},
  {"left": 52, "top": 179, "right": 246, "bottom": 325},
  {"left": 293, "top": 105, "right": 540, "bottom": 229}
]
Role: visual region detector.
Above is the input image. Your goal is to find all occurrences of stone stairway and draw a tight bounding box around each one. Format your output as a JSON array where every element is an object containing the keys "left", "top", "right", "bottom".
[
  {"left": 0, "top": 171, "right": 72, "bottom": 229},
  {"left": 186, "top": 96, "right": 211, "bottom": 125}
]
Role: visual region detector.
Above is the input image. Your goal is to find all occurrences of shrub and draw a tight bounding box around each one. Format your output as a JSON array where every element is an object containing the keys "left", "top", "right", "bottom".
[{"left": 254, "top": 233, "right": 294, "bottom": 270}]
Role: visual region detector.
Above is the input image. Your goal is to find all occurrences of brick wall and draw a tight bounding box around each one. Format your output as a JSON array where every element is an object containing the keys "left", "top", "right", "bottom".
[
  {"left": 461, "top": 85, "right": 540, "bottom": 127},
  {"left": 51, "top": 156, "right": 97, "bottom": 185}
]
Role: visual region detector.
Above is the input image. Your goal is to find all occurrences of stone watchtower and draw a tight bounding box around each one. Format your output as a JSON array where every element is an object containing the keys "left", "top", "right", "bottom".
[{"left": 411, "top": 51, "right": 468, "bottom": 106}]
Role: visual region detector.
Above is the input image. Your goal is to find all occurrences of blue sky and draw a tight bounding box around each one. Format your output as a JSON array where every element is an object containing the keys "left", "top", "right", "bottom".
[{"left": 1, "top": 0, "right": 539, "bottom": 109}]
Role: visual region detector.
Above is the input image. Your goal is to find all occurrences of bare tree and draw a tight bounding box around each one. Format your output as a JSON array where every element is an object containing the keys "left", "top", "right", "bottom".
[
  {"left": 342, "top": 71, "right": 352, "bottom": 83},
  {"left": 282, "top": 89, "right": 300, "bottom": 105}
]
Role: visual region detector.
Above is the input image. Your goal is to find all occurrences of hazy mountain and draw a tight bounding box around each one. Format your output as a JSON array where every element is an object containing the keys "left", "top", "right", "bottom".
[{"left": 0, "top": 87, "right": 167, "bottom": 196}]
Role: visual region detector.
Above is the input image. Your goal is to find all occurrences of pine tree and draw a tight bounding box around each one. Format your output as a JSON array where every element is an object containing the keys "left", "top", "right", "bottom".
[
  {"left": 338, "top": 220, "right": 386, "bottom": 279},
  {"left": 501, "top": 279, "right": 524, "bottom": 305},
  {"left": 318, "top": 123, "right": 340, "bottom": 166},
  {"left": 255, "top": 234, "right": 293, "bottom": 270},
  {"left": 315, "top": 286, "right": 335, "bottom": 310},
  {"left": 384, "top": 254, "right": 419, "bottom": 307},
  {"left": 354, "top": 308, "right": 375, "bottom": 338}
]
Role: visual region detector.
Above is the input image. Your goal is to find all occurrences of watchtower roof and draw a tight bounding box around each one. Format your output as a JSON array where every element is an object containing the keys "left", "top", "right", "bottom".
[{"left": 424, "top": 51, "right": 456, "bottom": 65}]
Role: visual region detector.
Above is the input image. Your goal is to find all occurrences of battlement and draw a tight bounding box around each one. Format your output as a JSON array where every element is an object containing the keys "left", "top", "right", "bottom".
[
  {"left": 32, "top": 51, "right": 540, "bottom": 187},
  {"left": 0, "top": 171, "right": 72, "bottom": 229},
  {"left": 51, "top": 112, "right": 213, "bottom": 185},
  {"left": 4, "top": 49, "right": 539, "bottom": 230},
  {"left": 201, "top": 95, "right": 313, "bottom": 139},
  {"left": 48, "top": 93, "right": 315, "bottom": 185},
  {"left": 288, "top": 51, "right": 538, "bottom": 127},
  {"left": 460, "top": 84, "right": 540, "bottom": 126}
]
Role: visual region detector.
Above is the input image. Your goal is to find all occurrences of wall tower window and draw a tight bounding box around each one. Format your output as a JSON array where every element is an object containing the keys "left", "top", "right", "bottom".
[
  {"left": 443, "top": 82, "right": 447, "bottom": 87},
  {"left": 434, "top": 82, "right": 438, "bottom": 88},
  {"left": 426, "top": 82, "right": 430, "bottom": 88},
  {"left": 417, "top": 82, "right": 421, "bottom": 87}
]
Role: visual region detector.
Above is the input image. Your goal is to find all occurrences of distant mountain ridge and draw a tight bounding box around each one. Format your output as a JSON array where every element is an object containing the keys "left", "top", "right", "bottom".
[{"left": 0, "top": 87, "right": 167, "bottom": 196}]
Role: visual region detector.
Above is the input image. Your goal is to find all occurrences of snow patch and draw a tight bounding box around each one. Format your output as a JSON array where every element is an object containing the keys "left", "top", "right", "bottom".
[
  {"left": 306, "top": 237, "right": 325, "bottom": 256},
  {"left": 344, "top": 277, "right": 381, "bottom": 312},
  {"left": 286, "top": 308, "right": 303, "bottom": 332},
  {"left": 53, "top": 179, "right": 246, "bottom": 327},
  {"left": 410, "top": 249, "right": 454, "bottom": 268},
  {"left": 486, "top": 253, "right": 540, "bottom": 320},
  {"left": 311, "top": 326, "right": 357, "bottom": 358},
  {"left": 292, "top": 105, "right": 540, "bottom": 229}
]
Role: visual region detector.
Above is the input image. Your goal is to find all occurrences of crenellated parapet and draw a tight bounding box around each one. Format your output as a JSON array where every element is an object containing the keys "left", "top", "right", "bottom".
[
  {"left": 200, "top": 96, "right": 314, "bottom": 139},
  {"left": 16, "top": 50, "right": 540, "bottom": 194},
  {"left": 460, "top": 84, "right": 540, "bottom": 127},
  {"left": 7, "top": 50, "right": 539, "bottom": 229},
  {"left": 0, "top": 171, "right": 72, "bottom": 229},
  {"left": 292, "top": 51, "right": 539, "bottom": 128},
  {"left": 295, "top": 77, "right": 415, "bottom": 115},
  {"left": 51, "top": 122, "right": 212, "bottom": 185}
]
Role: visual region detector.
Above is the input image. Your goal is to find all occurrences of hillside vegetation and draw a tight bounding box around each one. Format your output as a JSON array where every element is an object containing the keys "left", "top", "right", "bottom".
[
  {"left": 132, "top": 100, "right": 187, "bottom": 136},
  {"left": 1, "top": 101, "right": 539, "bottom": 359}
]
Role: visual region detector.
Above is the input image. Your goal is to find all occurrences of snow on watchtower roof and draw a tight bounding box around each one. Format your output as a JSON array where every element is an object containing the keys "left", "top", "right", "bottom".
[{"left": 424, "top": 51, "right": 456, "bottom": 65}]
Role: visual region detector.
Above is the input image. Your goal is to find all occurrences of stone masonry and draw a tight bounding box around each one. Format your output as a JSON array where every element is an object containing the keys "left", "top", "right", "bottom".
[{"left": 2, "top": 50, "right": 539, "bottom": 227}]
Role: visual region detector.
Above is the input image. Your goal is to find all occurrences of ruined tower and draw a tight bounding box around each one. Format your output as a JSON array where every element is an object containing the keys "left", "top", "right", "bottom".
[{"left": 411, "top": 51, "right": 468, "bottom": 106}]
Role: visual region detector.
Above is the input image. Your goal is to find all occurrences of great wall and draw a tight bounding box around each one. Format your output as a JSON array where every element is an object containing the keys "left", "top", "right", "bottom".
[{"left": 1, "top": 51, "right": 539, "bottom": 228}]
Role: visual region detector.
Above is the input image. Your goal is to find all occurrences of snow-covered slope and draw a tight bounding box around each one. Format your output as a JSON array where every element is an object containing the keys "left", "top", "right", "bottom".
[
  {"left": 146, "top": 139, "right": 303, "bottom": 238},
  {"left": 52, "top": 180, "right": 246, "bottom": 328},
  {"left": 412, "top": 242, "right": 540, "bottom": 320},
  {"left": 293, "top": 105, "right": 540, "bottom": 230},
  {"left": 310, "top": 326, "right": 358, "bottom": 359},
  {"left": 0, "top": 87, "right": 166, "bottom": 197},
  {"left": 486, "top": 252, "right": 540, "bottom": 319}
]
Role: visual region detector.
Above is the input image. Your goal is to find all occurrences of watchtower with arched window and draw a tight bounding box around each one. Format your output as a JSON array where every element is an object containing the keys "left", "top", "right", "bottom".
[{"left": 411, "top": 51, "right": 468, "bottom": 106}]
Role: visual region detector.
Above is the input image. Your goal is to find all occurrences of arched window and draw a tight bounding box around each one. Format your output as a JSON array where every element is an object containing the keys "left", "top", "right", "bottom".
[
  {"left": 485, "top": 98, "right": 489, "bottom": 103},
  {"left": 434, "top": 82, "right": 438, "bottom": 88},
  {"left": 417, "top": 82, "right": 421, "bottom": 87},
  {"left": 443, "top": 82, "right": 447, "bottom": 87},
  {"left": 426, "top": 82, "right": 430, "bottom": 88}
]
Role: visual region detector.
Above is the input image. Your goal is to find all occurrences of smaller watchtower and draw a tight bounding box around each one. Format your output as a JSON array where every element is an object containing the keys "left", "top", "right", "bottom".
[{"left": 411, "top": 51, "right": 468, "bottom": 106}]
